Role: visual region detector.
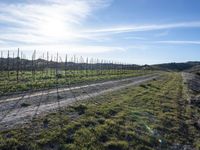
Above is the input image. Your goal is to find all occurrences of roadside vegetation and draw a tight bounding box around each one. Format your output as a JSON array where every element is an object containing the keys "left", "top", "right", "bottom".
[{"left": 0, "top": 72, "right": 199, "bottom": 150}]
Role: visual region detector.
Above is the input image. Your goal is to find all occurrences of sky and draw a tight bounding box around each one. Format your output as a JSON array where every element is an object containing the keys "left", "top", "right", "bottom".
[{"left": 0, "top": 0, "right": 200, "bottom": 64}]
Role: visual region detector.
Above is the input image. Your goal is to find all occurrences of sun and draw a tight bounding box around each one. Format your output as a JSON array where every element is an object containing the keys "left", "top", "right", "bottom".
[
  {"left": 42, "top": 18, "right": 66, "bottom": 37},
  {"left": 38, "top": 11, "right": 67, "bottom": 38}
]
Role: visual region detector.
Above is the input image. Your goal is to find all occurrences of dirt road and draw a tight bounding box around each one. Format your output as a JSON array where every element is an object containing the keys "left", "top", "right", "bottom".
[{"left": 0, "top": 74, "right": 159, "bottom": 129}]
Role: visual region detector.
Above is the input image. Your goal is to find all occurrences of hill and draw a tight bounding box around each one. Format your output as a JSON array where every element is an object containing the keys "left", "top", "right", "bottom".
[
  {"left": 0, "top": 57, "right": 199, "bottom": 72},
  {"left": 151, "top": 61, "right": 200, "bottom": 71}
]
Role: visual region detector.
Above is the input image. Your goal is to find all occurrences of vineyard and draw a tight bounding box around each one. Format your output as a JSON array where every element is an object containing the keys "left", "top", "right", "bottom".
[
  {"left": 0, "top": 50, "right": 157, "bottom": 130},
  {"left": 0, "top": 50, "right": 152, "bottom": 95},
  {"left": 1, "top": 0, "right": 200, "bottom": 149},
  {"left": 1, "top": 50, "right": 199, "bottom": 150}
]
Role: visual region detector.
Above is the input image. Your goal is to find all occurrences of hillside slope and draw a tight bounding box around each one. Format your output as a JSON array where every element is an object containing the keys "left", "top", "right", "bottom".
[{"left": 151, "top": 61, "right": 200, "bottom": 71}]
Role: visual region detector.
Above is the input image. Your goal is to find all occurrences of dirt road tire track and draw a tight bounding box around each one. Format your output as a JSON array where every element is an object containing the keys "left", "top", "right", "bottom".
[{"left": 0, "top": 74, "right": 159, "bottom": 130}]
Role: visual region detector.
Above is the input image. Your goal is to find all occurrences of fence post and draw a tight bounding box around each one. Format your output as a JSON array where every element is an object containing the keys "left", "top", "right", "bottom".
[
  {"left": 32, "top": 50, "right": 36, "bottom": 82},
  {"left": 0, "top": 51, "right": 2, "bottom": 72},
  {"left": 56, "top": 52, "right": 58, "bottom": 77},
  {"left": 65, "top": 54, "right": 67, "bottom": 78},
  {"left": 7, "top": 50, "right": 10, "bottom": 80},
  {"left": 86, "top": 57, "right": 88, "bottom": 77},
  {"left": 17, "top": 48, "right": 20, "bottom": 82},
  {"left": 46, "top": 51, "right": 49, "bottom": 78}
]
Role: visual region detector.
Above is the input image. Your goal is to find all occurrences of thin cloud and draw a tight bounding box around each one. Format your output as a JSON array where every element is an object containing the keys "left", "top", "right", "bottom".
[
  {"left": 123, "top": 36, "right": 146, "bottom": 40},
  {"left": 0, "top": 0, "right": 111, "bottom": 46},
  {"left": 1, "top": 0, "right": 200, "bottom": 56},
  {"left": 86, "top": 21, "right": 200, "bottom": 34},
  {"left": 154, "top": 30, "right": 169, "bottom": 37},
  {"left": 156, "top": 40, "right": 200, "bottom": 45},
  {"left": 1, "top": 44, "right": 125, "bottom": 55}
]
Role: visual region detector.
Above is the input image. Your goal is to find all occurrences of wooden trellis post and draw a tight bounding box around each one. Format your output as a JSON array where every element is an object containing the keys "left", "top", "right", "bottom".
[
  {"left": 0, "top": 51, "right": 2, "bottom": 72},
  {"left": 16, "top": 48, "right": 20, "bottom": 82},
  {"left": 46, "top": 51, "right": 49, "bottom": 78},
  {"left": 65, "top": 54, "right": 67, "bottom": 78},
  {"left": 7, "top": 50, "right": 10, "bottom": 80},
  {"left": 32, "top": 50, "right": 36, "bottom": 81}
]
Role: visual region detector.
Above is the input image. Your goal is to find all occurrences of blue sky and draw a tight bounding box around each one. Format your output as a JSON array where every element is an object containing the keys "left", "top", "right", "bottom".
[{"left": 0, "top": 0, "right": 200, "bottom": 64}]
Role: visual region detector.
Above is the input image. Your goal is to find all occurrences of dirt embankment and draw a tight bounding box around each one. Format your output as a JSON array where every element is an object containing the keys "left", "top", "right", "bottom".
[
  {"left": 0, "top": 74, "right": 159, "bottom": 130},
  {"left": 182, "top": 72, "right": 200, "bottom": 131},
  {"left": 182, "top": 72, "right": 200, "bottom": 106}
]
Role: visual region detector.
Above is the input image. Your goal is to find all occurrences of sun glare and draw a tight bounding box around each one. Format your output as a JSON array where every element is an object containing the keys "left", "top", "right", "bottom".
[
  {"left": 37, "top": 8, "right": 67, "bottom": 38},
  {"left": 41, "top": 18, "right": 66, "bottom": 37}
]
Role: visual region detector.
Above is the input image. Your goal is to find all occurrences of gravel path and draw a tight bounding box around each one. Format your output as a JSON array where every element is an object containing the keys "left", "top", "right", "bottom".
[{"left": 0, "top": 74, "right": 159, "bottom": 129}]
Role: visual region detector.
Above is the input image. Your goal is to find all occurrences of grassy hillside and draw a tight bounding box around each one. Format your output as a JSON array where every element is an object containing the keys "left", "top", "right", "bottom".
[
  {"left": 1, "top": 72, "right": 199, "bottom": 149},
  {"left": 152, "top": 61, "right": 200, "bottom": 71}
]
